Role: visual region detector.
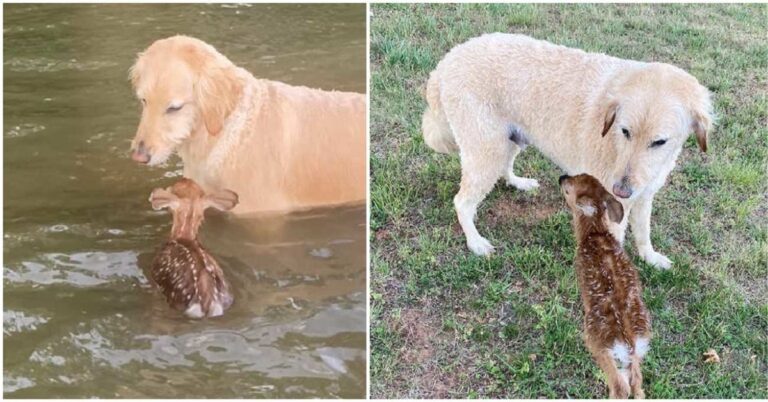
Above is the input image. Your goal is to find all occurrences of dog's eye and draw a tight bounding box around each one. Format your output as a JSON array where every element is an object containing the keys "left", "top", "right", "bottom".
[
  {"left": 650, "top": 139, "right": 667, "bottom": 148},
  {"left": 140, "top": 98, "right": 146, "bottom": 106},
  {"left": 166, "top": 104, "right": 184, "bottom": 113},
  {"left": 621, "top": 128, "right": 630, "bottom": 139}
]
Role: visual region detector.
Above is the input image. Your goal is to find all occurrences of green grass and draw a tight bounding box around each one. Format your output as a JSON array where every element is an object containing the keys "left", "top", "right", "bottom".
[{"left": 369, "top": 4, "right": 768, "bottom": 399}]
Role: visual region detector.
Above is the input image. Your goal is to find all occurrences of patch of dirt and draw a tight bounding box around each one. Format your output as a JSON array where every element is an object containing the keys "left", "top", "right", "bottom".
[
  {"left": 486, "top": 196, "right": 562, "bottom": 227},
  {"left": 393, "top": 305, "right": 462, "bottom": 398}
]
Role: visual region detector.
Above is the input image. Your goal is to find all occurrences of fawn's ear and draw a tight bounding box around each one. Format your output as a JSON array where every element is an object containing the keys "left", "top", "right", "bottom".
[
  {"left": 204, "top": 189, "right": 239, "bottom": 211},
  {"left": 575, "top": 196, "right": 597, "bottom": 217},
  {"left": 150, "top": 188, "right": 179, "bottom": 210},
  {"left": 603, "top": 194, "right": 624, "bottom": 223}
]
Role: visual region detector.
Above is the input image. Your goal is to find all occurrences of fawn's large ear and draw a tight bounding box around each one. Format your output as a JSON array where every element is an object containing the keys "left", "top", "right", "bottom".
[
  {"left": 204, "top": 189, "right": 239, "bottom": 211},
  {"left": 150, "top": 188, "right": 179, "bottom": 210},
  {"left": 601, "top": 100, "right": 620, "bottom": 137},
  {"left": 575, "top": 196, "right": 597, "bottom": 217},
  {"left": 603, "top": 194, "right": 624, "bottom": 223}
]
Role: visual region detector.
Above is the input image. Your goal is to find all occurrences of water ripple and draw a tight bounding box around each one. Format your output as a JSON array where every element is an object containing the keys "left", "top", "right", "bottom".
[
  {"left": 4, "top": 57, "right": 118, "bottom": 73},
  {"left": 3, "top": 310, "right": 50, "bottom": 335},
  {"left": 5, "top": 251, "right": 147, "bottom": 287}
]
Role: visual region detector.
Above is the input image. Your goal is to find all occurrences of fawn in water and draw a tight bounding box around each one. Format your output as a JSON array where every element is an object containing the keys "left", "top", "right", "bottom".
[
  {"left": 560, "top": 173, "right": 651, "bottom": 399},
  {"left": 149, "top": 178, "right": 238, "bottom": 318}
]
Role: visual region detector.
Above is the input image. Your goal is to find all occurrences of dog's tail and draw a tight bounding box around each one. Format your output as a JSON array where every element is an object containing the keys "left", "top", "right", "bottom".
[{"left": 422, "top": 70, "right": 458, "bottom": 154}]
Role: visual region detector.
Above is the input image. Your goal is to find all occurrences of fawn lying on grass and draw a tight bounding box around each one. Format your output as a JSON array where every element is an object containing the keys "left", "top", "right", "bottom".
[
  {"left": 560, "top": 173, "right": 652, "bottom": 399},
  {"left": 149, "top": 178, "right": 238, "bottom": 318}
]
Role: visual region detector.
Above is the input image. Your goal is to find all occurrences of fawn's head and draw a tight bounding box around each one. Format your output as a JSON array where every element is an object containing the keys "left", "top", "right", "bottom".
[{"left": 150, "top": 178, "right": 238, "bottom": 240}]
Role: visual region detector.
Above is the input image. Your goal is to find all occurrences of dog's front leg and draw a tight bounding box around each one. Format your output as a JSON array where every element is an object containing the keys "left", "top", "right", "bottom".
[{"left": 631, "top": 194, "right": 672, "bottom": 269}]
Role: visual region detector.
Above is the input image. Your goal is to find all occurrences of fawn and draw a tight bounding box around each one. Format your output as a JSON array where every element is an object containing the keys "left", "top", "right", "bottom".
[
  {"left": 560, "top": 173, "right": 652, "bottom": 399},
  {"left": 149, "top": 178, "right": 238, "bottom": 318}
]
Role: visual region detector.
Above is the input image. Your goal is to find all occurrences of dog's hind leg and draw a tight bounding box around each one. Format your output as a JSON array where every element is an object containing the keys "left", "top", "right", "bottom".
[
  {"left": 454, "top": 152, "right": 505, "bottom": 256},
  {"left": 505, "top": 132, "right": 539, "bottom": 191},
  {"left": 446, "top": 96, "right": 509, "bottom": 256}
]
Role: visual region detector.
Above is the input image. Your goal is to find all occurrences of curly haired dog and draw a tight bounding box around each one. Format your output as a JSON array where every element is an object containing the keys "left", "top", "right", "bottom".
[{"left": 424, "top": 33, "right": 713, "bottom": 268}]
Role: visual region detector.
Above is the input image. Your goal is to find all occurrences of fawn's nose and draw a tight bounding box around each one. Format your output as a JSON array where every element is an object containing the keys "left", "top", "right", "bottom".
[
  {"left": 131, "top": 140, "right": 151, "bottom": 164},
  {"left": 612, "top": 176, "right": 633, "bottom": 199},
  {"left": 558, "top": 174, "right": 570, "bottom": 186}
]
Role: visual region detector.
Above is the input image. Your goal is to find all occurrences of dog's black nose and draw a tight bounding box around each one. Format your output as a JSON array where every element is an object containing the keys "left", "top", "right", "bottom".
[{"left": 559, "top": 175, "right": 569, "bottom": 186}]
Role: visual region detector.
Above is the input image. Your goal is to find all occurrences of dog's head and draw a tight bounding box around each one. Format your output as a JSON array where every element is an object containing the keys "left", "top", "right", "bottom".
[
  {"left": 129, "top": 35, "right": 244, "bottom": 165},
  {"left": 599, "top": 63, "right": 713, "bottom": 200},
  {"left": 559, "top": 173, "right": 624, "bottom": 229}
]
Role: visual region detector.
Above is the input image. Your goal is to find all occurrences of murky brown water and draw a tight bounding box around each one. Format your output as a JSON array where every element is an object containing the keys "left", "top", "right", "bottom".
[{"left": 4, "top": 3, "right": 366, "bottom": 398}]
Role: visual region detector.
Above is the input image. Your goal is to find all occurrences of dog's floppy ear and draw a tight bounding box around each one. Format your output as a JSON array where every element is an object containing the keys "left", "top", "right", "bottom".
[
  {"left": 187, "top": 45, "right": 243, "bottom": 136},
  {"left": 691, "top": 103, "right": 713, "bottom": 153},
  {"left": 602, "top": 193, "right": 624, "bottom": 223},
  {"left": 204, "top": 189, "right": 239, "bottom": 212},
  {"left": 687, "top": 81, "right": 714, "bottom": 153},
  {"left": 150, "top": 188, "right": 179, "bottom": 211},
  {"left": 601, "top": 101, "right": 619, "bottom": 137}
]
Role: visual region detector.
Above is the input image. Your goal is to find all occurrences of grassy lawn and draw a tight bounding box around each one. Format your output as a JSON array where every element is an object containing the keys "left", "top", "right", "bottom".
[{"left": 369, "top": 4, "right": 767, "bottom": 399}]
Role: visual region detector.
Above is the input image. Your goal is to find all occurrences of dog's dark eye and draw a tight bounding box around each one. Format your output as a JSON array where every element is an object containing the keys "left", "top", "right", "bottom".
[
  {"left": 166, "top": 104, "right": 184, "bottom": 113},
  {"left": 650, "top": 139, "right": 667, "bottom": 148},
  {"left": 621, "top": 128, "right": 630, "bottom": 139},
  {"left": 140, "top": 98, "right": 146, "bottom": 106}
]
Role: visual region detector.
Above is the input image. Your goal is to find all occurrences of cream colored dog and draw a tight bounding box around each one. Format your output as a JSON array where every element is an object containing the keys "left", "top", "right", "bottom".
[
  {"left": 130, "top": 35, "right": 366, "bottom": 214},
  {"left": 423, "top": 33, "right": 713, "bottom": 269}
]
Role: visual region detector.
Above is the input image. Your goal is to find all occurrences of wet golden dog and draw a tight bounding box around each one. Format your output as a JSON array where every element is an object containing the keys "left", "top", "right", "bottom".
[
  {"left": 423, "top": 34, "right": 713, "bottom": 268},
  {"left": 130, "top": 35, "right": 366, "bottom": 214},
  {"left": 560, "top": 174, "right": 651, "bottom": 399}
]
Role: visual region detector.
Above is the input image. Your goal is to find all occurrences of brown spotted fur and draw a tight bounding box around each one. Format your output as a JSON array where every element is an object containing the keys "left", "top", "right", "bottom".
[
  {"left": 149, "top": 178, "right": 237, "bottom": 318},
  {"left": 560, "top": 173, "right": 652, "bottom": 399}
]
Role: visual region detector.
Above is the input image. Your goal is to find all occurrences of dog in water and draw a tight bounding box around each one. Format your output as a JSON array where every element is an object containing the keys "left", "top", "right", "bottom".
[
  {"left": 423, "top": 33, "right": 713, "bottom": 269},
  {"left": 130, "top": 35, "right": 366, "bottom": 214},
  {"left": 560, "top": 173, "right": 651, "bottom": 399},
  {"left": 149, "top": 178, "right": 238, "bottom": 318}
]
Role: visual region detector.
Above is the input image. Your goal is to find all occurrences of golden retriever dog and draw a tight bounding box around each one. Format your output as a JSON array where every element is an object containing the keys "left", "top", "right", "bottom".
[
  {"left": 130, "top": 35, "right": 366, "bottom": 214},
  {"left": 423, "top": 33, "right": 713, "bottom": 268}
]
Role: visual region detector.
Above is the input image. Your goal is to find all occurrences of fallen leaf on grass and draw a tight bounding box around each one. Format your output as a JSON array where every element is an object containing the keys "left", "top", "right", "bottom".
[{"left": 703, "top": 349, "right": 720, "bottom": 363}]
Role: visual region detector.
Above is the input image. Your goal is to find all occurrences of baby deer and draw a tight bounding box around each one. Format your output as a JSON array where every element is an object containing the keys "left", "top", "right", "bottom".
[
  {"left": 149, "top": 178, "right": 238, "bottom": 318},
  {"left": 560, "top": 173, "right": 651, "bottom": 399}
]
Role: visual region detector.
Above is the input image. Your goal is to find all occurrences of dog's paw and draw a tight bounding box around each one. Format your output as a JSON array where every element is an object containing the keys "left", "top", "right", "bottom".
[
  {"left": 468, "top": 236, "right": 495, "bottom": 256},
  {"left": 507, "top": 176, "right": 539, "bottom": 191},
  {"left": 640, "top": 249, "right": 672, "bottom": 269}
]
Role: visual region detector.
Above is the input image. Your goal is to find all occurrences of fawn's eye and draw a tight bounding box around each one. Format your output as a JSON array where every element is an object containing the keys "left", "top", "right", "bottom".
[
  {"left": 650, "top": 139, "right": 668, "bottom": 148},
  {"left": 140, "top": 98, "right": 146, "bottom": 106},
  {"left": 166, "top": 104, "right": 184, "bottom": 113},
  {"left": 621, "top": 127, "right": 630, "bottom": 139}
]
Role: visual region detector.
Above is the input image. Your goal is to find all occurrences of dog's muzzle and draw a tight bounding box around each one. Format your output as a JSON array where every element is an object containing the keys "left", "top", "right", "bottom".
[
  {"left": 558, "top": 174, "right": 570, "bottom": 186},
  {"left": 612, "top": 177, "right": 633, "bottom": 199},
  {"left": 131, "top": 140, "right": 151, "bottom": 164}
]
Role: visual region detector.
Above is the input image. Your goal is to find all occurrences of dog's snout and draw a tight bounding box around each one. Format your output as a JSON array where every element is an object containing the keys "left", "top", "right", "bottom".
[
  {"left": 612, "top": 177, "right": 633, "bottom": 199},
  {"left": 131, "top": 140, "right": 151, "bottom": 164},
  {"left": 559, "top": 175, "right": 570, "bottom": 186}
]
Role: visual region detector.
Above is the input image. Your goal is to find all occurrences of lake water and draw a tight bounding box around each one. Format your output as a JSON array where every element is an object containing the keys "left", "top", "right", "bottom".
[{"left": 3, "top": 3, "right": 367, "bottom": 398}]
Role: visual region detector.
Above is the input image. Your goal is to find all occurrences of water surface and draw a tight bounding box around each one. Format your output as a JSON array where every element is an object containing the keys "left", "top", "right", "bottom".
[{"left": 4, "top": 3, "right": 366, "bottom": 398}]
